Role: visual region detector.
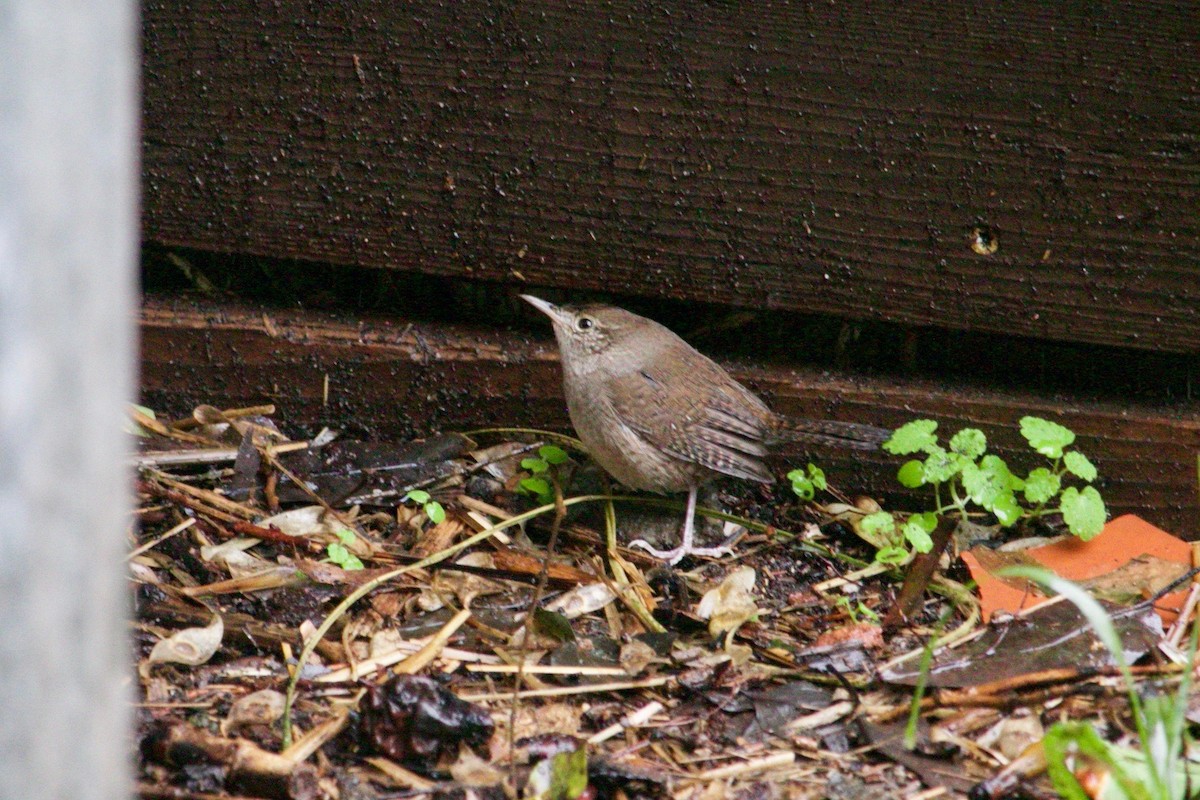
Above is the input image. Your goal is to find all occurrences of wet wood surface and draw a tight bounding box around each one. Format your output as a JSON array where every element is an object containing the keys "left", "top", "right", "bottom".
[
  {"left": 141, "top": 1, "right": 1200, "bottom": 353},
  {"left": 140, "top": 296, "right": 1200, "bottom": 535}
]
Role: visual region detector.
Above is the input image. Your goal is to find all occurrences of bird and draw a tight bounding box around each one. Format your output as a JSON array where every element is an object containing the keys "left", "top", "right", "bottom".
[{"left": 522, "top": 294, "right": 889, "bottom": 564}]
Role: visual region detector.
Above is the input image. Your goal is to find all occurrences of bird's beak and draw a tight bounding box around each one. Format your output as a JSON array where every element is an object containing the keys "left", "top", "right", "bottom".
[{"left": 520, "top": 294, "right": 566, "bottom": 326}]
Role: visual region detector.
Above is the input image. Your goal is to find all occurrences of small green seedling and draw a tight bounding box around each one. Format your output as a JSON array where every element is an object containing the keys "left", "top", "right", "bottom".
[
  {"left": 517, "top": 444, "right": 571, "bottom": 506},
  {"left": 402, "top": 489, "right": 446, "bottom": 525},
  {"left": 1006, "top": 566, "right": 1200, "bottom": 800},
  {"left": 857, "top": 509, "right": 939, "bottom": 565},
  {"left": 787, "top": 463, "right": 827, "bottom": 501},
  {"left": 835, "top": 594, "right": 880, "bottom": 624},
  {"left": 326, "top": 529, "right": 364, "bottom": 571},
  {"left": 881, "top": 416, "right": 1106, "bottom": 542}
]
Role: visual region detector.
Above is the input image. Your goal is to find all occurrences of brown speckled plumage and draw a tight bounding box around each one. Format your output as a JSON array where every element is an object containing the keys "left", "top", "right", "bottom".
[{"left": 523, "top": 296, "right": 889, "bottom": 563}]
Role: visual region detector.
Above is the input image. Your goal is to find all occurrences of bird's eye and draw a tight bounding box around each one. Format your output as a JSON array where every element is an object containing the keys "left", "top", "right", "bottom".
[{"left": 577, "top": 317, "right": 594, "bottom": 331}]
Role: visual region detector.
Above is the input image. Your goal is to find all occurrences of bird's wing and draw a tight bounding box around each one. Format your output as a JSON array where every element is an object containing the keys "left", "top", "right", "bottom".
[{"left": 607, "top": 367, "right": 774, "bottom": 484}]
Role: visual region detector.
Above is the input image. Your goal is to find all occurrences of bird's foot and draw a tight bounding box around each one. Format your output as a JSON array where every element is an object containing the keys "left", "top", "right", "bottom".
[{"left": 628, "top": 538, "right": 734, "bottom": 566}]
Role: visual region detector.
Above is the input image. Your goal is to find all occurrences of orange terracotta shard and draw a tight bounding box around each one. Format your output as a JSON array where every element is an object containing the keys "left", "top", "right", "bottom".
[{"left": 963, "top": 515, "right": 1195, "bottom": 624}]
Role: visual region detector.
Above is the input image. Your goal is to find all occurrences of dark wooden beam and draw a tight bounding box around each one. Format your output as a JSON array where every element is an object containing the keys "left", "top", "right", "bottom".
[
  {"left": 141, "top": 1, "right": 1200, "bottom": 353},
  {"left": 140, "top": 296, "right": 1200, "bottom": 535}
]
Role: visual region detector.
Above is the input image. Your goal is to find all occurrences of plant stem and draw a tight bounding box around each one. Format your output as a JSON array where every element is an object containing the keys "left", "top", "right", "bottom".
[{"left": 947, "top": 480, "right": 969, "bottom": 523}]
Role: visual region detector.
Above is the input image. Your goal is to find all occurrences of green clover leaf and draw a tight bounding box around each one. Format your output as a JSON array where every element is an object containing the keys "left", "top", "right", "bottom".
[
  {"left": 787, "top": 464, "right": 827, "bottom": 501},
  {"left": 859, "top": 511, "right": 898, "bottom": 548},
  {"left": 990, "top": 492, "right": 1022, "bottom": 527},
  {"left": 1063, "top": 451, "right": 1097, "bottom": 482},
  {"left": 1020, "top": 416, "right": 1076, "bottom": 459},
  {"left": 874, "top": 546, "right": 910, "bottom": 565},
  {"left": 403, "top": 489, "right": 431, "bottom": 505},
  {"left": 806, "top": 464, "right": 827, "bottom": 492},
  {"left": 882, "top": 420, "right": 939, "bottom": 455},
  {"left": 519, "top": 477, "right": 553, "bottom": 503},
  {"left": 538, "top": 444, "right": 570, "bottom": 465},
  {"left": 1060, "top": 486, "right": 1106, "bottom": 540},
  {"left": 1023, "top": 467, "right": 1061, "bottom": 504},
  {"left": 902, "top": 519, "right": 934, "bottom": 553},
  {"left": 921, "top": 446, "right": 967, "bottom": 483},
  {"left": 897, "top": 459, "right": 925, "bottom": 488},
  {"left": 949, "top": 428, "right": 987, "bottom": 459}
]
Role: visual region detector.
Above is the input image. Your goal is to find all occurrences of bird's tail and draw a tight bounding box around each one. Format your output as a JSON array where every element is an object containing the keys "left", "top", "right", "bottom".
[{"left": 768, "top": 416, "right": 891, "bottom": 451}]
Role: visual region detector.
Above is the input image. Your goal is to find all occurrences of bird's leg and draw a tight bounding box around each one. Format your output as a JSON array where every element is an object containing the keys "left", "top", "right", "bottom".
[{"left": 629, "top": 486, "right": 734, "bottom": 565}]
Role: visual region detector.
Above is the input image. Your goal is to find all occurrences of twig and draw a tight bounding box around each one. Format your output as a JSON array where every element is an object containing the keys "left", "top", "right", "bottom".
[
  {"left": 786, "top": 700, "right": 855, "bottom": 731},
  {"left": 279, "top": 705, "right": 351, "bottom": 764},
  {"left": 461, "top": 676, "right": 670, "bottom": 702},
  {"left": 508, "top": 473, "right": 570, "bottom": 776},
  {"left": 315, "top": 638, "right": 499, "bottom": 683},
  {"left": 140, "top": 472, "right": 258, "bottom": 520},
  {"left": 280, "top": 494, "right": 617, "bottom": 747},
  {"left": 689, "top": 751, "right": 796, "bottom": 780},
  {"left": 603, "top": 494, "right": 666, "bottom": 634},
  {"left": 128, "top": 518, "right": 196, "bottom": 560},
  {"left": 469, "top": 664, "right": 628, "bottom": 676},
  {"left": 873, "top": 662, "right": 1184, "bottom": 722},
  {"left": 392, "top": 608, "right": 472, "bottom": 674},
  {"left": 168, "top": 403, "right": 278, "bottom": 430},
  {"left": 131, "top": 448, "right": 240, "bottom": 468},
  {"left": 1167, "top": 580, "right": 1200, "bottom": 647},
  {"left": 883, "top": 515, "right": 957, "bottom": 629},
  {"left": 587, "top": 701, "right": 665, "bottom": 744}
]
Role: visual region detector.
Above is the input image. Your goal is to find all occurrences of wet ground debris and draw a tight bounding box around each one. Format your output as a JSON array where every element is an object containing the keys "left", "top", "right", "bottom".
[{"left": 129, "top": 403, "right": 1200, "bottom": 800}]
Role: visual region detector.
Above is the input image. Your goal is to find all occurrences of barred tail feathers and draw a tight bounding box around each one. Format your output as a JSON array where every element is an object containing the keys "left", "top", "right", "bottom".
[{"left": 768, "top": 416, "right": 891, "bottom": 451}]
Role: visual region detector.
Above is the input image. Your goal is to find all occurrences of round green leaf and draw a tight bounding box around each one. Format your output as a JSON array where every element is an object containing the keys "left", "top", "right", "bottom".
[
  {"left": 425, "top": 501, "right": 446, "bottom": 525},
  {"left": 1019, "top": 416, "right": 1076, "bottom": 459},
  {"left": 858, "top": 511, "right": 897, "bottom": 548},
  {"left": 532, "top": 607, "right": 576, "bottom": 642},
  {"left": 522, "top": 457, "right": 549, "bottom": 474},
  {"left": 911, "top": 512, "right": 939, "bottom": 532},
  {"left": 859, "top": 511, "right": 897, "bottom": 537},
  {"left": 1060, "top": 486, "right": 1106, "bottom": 540},
  {"left": 897, "top": 459, "right": 925, "bottom": 488},
  {"left": 874, "top": 546, "right": 910, "bottom": 565},
  {"left": 921, "top": 447, "right": 966, "bottom": 483},
  {"left": 902, "top": 520, "right": 934, "bottom": 553},
  {"left": 1063, "top": 451, "right": 1097, "bottom": 482},
  {"left": 949, "top": 428, "right": 987, "bottom": 459},
  {"left": 1022, "top": 467, "right": 1061, "bottom": 505},
  {"left": 960, "top": 462, "right": 997, "bottom": 507},
  {"left": 962, "top": 461, "right": 1020, "bottom": 519},
  {"left": 990, "top": 492, "right": 1022, "bottom": 527},
  {"left": 806, "top": 464, "right": 827, "bottom": 491},
  {"left": 327, "top": 542, "right": 349, "bottom": 562},
  {"left": 882, "top": 420, "right": 939, "bottom": 455},
  {"left": 538, "top": 444, "right": 570, "bottom": 465},
  {"left": 404, "top": 489, "right": 431, "bottom": 505},
  {"left": 791, "top": 477, "right": 815, "bottom": 501},
  {"left": 519, "top": 477, "right": 550, "bottom": 497}
]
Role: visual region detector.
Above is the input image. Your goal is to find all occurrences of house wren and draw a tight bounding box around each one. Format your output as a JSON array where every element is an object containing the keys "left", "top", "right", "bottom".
[{"left": 522, "top": 295, "right": 889, "bottom": 564}]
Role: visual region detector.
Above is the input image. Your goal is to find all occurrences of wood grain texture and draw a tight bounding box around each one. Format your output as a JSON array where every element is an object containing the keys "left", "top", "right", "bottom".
[
  {"left": 141, "top": 1, "right": 1200, "bottom": 353},
  {"left": 140, "top": 296, "right": 1200, "bottom": 534}
]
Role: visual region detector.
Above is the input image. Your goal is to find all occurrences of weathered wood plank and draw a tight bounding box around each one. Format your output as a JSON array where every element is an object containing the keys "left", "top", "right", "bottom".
[
  {"left": 141, "top": 1, "right": 1200, "bottom": 352},
  {"left": 140, "top": 297, "right": 1200, "bottom": 535}
]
